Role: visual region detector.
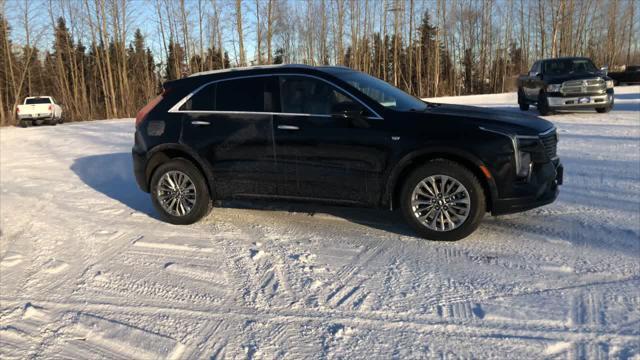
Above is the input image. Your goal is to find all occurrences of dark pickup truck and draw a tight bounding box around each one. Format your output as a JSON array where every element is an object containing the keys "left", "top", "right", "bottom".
[
  {"left": 517, "top": 57, "right": 614, "bottom": 115},
  {"left": 608, "top": 65, "right": 640, "bottom": 85}
]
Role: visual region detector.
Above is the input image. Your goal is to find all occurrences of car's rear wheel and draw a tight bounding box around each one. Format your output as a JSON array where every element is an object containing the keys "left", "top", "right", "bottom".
[
  {"left": 537, "top": 92, "right": 551, "bottom": 115},
  {"left": 150, "top": 158, "right": 212, "bottom": 224},
  {"left": 518, "top": 89, "right": 529, "bottom": 111},
  {"left": 400, "top": 160, "right": 486, "bottom": 241}
]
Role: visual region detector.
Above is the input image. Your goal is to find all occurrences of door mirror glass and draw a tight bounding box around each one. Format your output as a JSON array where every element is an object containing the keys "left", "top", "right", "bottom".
[
  {"left": 599, "top": 66, "right": 608, "bottom": 76},
  {"left": 529, "top": 71, "right": 540, "bottom": 78}
]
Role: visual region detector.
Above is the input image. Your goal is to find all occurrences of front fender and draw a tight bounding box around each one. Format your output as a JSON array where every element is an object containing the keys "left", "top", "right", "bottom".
[{"left": 382, "top": 147, "right": 499, "bottom": 210}]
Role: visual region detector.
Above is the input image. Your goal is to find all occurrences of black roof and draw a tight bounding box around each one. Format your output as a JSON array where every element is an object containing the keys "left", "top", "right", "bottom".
[{"left": 164, "top": 64, "right": 355, "bottom": 89}]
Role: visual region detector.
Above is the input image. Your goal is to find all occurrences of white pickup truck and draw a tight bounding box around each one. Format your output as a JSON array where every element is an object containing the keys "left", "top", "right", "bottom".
[{"left": 16, "top": 96, "right": 63, "bottom": 127}]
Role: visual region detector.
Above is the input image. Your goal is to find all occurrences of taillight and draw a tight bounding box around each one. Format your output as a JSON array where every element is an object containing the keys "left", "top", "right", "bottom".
[
  {"left": 135, "top": 88, "right": 170, "bottom": 127},
  {"left": 48, "top": 105, "right": 52, "bottom": 111},
  {"left": 16, "top": 107, "right": 20, "bottom": 114}
]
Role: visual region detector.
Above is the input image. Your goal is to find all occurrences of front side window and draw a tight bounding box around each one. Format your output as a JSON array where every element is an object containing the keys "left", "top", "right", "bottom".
[
  {"left": 181, "top": 76, "right": 276, "bottom": 112},
  {"left": 531, "top": 62, "right": 540, "bottom": 74},
  {"left": 330, "top": 70, "right": 427, "bottom": 112},
  {"left": 279, "top": 75, "right": 355, "bottom": 115}
]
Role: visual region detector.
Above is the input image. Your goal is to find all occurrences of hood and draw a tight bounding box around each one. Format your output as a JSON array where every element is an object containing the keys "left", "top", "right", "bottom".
[{"left": 421, "top": 103, "right": 554, "bottom": 135}]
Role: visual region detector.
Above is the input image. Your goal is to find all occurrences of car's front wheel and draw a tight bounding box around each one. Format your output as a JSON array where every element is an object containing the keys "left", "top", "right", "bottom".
[
  {"left": 400, "top": 160, "right": 486, "bottom": 241},
  {"left": 150, "top": 158, "right": 212, "bottom": 224}
]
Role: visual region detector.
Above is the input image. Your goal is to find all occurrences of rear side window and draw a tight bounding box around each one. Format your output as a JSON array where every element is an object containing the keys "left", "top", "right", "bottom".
[
  {"left": 181, "top": 77, "right": 276, "bottom": 112},
  {"left": 25, "top": 98, "right": 51, "bottom": 105}
]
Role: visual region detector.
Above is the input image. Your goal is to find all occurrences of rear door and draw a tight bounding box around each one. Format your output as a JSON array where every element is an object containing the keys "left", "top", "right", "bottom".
[
  {"left": 273, "top": 74, "right": 389, "bottom": 205},
  {"left": 177, "top": 75, "right": 280, "bottom": 198}
]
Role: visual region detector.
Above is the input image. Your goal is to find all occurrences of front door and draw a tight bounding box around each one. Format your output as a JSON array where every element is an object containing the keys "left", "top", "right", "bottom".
[{"left": 273, "top": 75, "right": 390, "bottom": 205}]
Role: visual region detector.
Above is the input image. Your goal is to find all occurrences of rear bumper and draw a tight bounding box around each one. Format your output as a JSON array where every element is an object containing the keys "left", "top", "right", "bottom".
[
  {"left": 492, "top": 161, "right": 563, "bottom": 215},
  {"left": 18, "top": 114, "right": 53, "bottom": 120},
  {"left": 132, "top": 147, "right": 149, "bottom": 192}
]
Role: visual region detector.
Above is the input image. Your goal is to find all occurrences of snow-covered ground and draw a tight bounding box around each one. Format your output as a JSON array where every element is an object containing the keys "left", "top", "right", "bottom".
[{"left": 1, "top": 86, "right": 639, "bottom": 359}]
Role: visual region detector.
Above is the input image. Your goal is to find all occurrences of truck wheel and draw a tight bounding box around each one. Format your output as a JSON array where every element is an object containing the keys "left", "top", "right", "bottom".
[
  {"left": 537, "top": 92, "right": 552, "bottom": 116},
  {"left": 20, "top": 120, "right": 31, "bottom": 128},
  {"left": 47, "top": 118, "right": 57, "bottom": 126},
  {"left": 400, "top": 159, "right": 486, "bottom": 241},
  {"left": 150, "top": 158, "right": 212, "bottom": 225},
  {"left": 518, "top": 89, "right": 529, "bottom": 111},
  {"left": 58, "top": 117, "right": 64, "bottom": 124}
]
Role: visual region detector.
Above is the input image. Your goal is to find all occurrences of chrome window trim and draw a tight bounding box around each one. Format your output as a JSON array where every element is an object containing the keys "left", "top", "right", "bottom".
[{"left": 168, "top": 73, "right": 383, "bottom": 120}]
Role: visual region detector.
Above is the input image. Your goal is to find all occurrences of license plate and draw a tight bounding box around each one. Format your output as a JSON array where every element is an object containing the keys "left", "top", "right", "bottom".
[{"left": 578, "top": 97, "right": 590, "bottom": 104}]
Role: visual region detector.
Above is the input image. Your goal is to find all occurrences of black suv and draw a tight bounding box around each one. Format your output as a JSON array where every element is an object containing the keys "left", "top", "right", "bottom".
[
  {"left": 517, "top": 57, "right": 614, "bottom": 115},
  {"left": 133, "top": 65, "right": 563, "bottom": 240}
]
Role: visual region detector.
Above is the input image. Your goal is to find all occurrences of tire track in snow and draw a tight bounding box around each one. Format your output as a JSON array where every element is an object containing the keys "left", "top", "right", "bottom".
[{"left": 1, "top": 298, "right": 637, "bottom": 345}]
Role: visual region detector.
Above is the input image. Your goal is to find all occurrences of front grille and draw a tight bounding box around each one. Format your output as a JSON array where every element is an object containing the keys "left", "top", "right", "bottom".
[
  {"left": 540, "top": 130, "right": 558, "bottom": 159},
  {"left": 561, "top": 78, "right": 605, "bottom": 95}
]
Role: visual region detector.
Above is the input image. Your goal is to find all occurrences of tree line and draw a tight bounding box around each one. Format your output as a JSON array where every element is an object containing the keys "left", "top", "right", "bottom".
[{"left": 1, "top": 0, "right": 638, "bottom": 126}]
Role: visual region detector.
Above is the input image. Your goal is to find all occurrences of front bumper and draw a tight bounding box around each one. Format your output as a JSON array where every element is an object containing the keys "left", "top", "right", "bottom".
[
  {"left": 492, "top": 161, "right": 563, "bottom": 215},
  {"left": 547, "top": 89, "right": 613, "bottom": 108}
]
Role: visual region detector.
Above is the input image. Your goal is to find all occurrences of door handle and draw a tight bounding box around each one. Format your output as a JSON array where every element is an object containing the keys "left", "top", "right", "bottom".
[
  {"left": 277, "top": 125, "right": 299, "bottom": 131},
  {"left": 191, "top": 120, "right": 210, "bottom": 126}
]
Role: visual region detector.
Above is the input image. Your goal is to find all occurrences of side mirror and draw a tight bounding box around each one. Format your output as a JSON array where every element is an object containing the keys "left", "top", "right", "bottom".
[
  {"left": 331, "top": 102, "right": 363, "bottom": 119},
  {"left": 529, "top": 71, "right": 541, "bottom": 79},
  {"left": 599, "top": 66, "right": 608, "bottom": 76}
]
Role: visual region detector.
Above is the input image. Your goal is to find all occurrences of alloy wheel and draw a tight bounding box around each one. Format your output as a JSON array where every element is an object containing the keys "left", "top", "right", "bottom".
[
  {"left": 157, "top": 170, "right": 197, "bottom": 217},
  {"left": 410, "top": 174, "right": 471, "bottom": 232}
]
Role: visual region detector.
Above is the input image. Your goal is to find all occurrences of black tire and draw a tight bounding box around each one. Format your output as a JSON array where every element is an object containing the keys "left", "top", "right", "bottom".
[
  {"left": 19, "top": 120, "right": 31, "bottom": 128},
  {"left": 400, "top": 159, "right": 486, "bottom": 241},
  {"left": 58, "top": 117, "right": 64, "bottom": 124},
  {"left": 150, "top": 158, "right": 212, "bottom": 225},
  {"left": 537, "top": 92, "right": 552, "bottom": 115},
  {"left": 517, "top": 89, "right": 530, "bottom": 111},
  {"left": 46, "top": 118, "right": 57, "bottom": 126}
]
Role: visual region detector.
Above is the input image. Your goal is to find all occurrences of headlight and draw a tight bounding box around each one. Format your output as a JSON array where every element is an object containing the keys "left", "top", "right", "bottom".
[
  {"left": 606, "top": 80, "right": 614, "bottom": 89},
  {"left": 516, "top": 151, "right": 532, "bottom": 178},
  {"left": 546, "top": 84, "right": 562, "bottom": 92},
  {"left": 516, "top": 136, "right": 538, "bottom": 178}
]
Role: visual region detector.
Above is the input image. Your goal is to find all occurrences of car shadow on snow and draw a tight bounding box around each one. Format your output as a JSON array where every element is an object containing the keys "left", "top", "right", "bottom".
[
  {"left": 70, "top": 152, "right": 417, "bottom": 236},
  {"left": 614, "top": 91, "right": 640, "bottom": 100},
  {"left": 216, "top": 199, "right": 419, "bottom": 237},
  {"left": 71, "top": 152, "right": 157, "bottom": 218}
]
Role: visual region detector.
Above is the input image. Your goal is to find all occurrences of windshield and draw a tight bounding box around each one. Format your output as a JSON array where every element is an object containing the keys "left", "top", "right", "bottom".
[
  {"left": 543, "top": 59, "right": 597, "bottom": 75},
  {"left": 25, "top": 98, "right": 51, "bottom": 105},
  {"left": 331, "top": 71, "right": 427, "bottom": 112}
]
